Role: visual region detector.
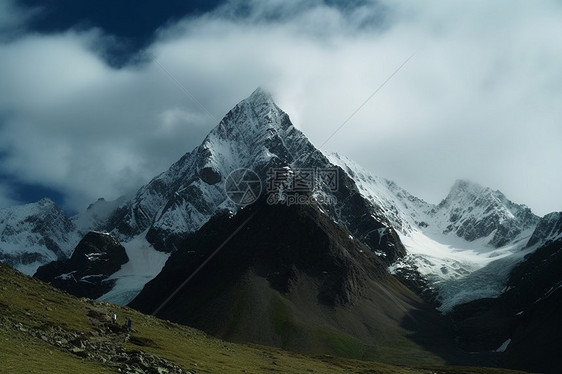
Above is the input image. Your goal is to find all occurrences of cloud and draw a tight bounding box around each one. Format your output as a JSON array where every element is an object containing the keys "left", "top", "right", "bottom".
[
  {"left": 0, "top": 28, "right": 220, "bottom": 211},
  {"left": 0, "top": 0, "right": 561, "bottom": 216},
  {"left": 0, "top": 0, "right": 40, "bottom": 39},
  {"left": 0, "top": 182, "right": 19, "bottom": 208}
]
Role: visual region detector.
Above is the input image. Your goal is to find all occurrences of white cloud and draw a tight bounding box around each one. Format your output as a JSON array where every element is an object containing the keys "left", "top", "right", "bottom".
[
  {"left": 0, "top": 30, "right": 214, "bottom": 211},
  {"left": 0, "top": 0, "right": 561, "bottom": 216}
]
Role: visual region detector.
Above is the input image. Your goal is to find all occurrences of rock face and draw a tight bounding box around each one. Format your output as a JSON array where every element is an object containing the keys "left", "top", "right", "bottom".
[
  {"left": 35, "top": 231, "right": 129, "bottom": 299},
  {"left": 0, "top": 198, "right": 80, "bottom": 274},
  {"left": 527, "top": 211, "right": 562, "bottom": 247}
]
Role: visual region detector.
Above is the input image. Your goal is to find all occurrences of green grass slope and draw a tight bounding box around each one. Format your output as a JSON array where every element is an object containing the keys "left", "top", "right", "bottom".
[{"left": 0, "top": 263, "right": 533, "bottom": 374}]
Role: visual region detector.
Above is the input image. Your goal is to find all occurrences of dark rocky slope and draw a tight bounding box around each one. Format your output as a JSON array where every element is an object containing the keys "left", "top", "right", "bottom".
[
  {"left": 130, "top": 198, "right": 466, "bottom": 364},
  {"left": 35, "top": 231, "right": 129, "bottom": 299}
]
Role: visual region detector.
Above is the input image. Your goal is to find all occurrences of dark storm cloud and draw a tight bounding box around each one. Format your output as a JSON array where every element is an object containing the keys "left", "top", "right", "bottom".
[{"left": 0, "top": 0, "right": 561, "bottom": 215}]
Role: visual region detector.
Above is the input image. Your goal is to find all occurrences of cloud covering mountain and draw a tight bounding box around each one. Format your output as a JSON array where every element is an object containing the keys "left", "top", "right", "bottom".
[{"left": 0, "top": 0, "right": 561, "bottom": 215}]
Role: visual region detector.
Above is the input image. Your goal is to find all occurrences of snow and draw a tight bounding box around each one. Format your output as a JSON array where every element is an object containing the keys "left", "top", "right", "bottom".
[
  {"left": 55, "top": 271, "right": 77, "bottom": 281},
  {"left": 391, "top": 229, "right": 536, "bottom": 312},
  {"left": 80, "top": 274, "right": 105, "bottom": 283},
  {"left": 4, "top": 256, "right": 56, "bottom": 276},
  {"left": 328, "top": 152, "right": 540, "bottom": 312},
  {"left": 0, "top": 198, "right": 81, "bottom": 274},
  {"left": 97, "top": 233, "right": 169, "bottom": 305},
  {"left": 495, "top": 338, "right": 511, "bottom": 352}
]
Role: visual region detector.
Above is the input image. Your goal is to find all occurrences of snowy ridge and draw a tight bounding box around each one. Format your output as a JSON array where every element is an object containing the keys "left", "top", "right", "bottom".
[
  {"left": 326, "top": 153, "right": 431, "bottom": 235},
  {"left": 0, "top": 198, "right": 80, "bottom": 274},
  {"left": 327, "top": 155, "right": 540, "bottom": 311}
]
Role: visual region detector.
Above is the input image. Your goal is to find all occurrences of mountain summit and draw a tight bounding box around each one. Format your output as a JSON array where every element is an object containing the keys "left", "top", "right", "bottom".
[
  {"left": 104, "top": 87, "right": 324, "bottom": 249},
  {"left": 436, "top": 179, "right": 539, "bottom": 246},
  {"left": 0, "top": 198, "right": 79, "bottom": 274},
  {"left": 97, "top": 88, "right": 401, "bottom": 252}
]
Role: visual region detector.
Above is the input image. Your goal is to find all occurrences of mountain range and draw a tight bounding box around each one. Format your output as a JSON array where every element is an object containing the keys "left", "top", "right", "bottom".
[{"left": 1, "top": 88, "right": 561, "bottom": 373}]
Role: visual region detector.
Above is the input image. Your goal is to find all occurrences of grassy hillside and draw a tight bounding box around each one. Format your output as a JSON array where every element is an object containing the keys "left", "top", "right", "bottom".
[{"left": 0, "top": 263, "right": 533, "bottom": 374}]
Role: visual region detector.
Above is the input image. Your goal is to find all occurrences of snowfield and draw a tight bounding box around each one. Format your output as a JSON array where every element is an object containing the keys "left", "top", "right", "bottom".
[{"left": 98, "top": 232, "right": 169, "bottom": 305}]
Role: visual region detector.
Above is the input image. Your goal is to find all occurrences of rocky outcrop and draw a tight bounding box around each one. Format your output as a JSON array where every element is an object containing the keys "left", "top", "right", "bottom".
[
  {"left": 129, "top": 197, "right": 456, "bottom": 358},
  {"left": 1, "top": 307, "right": 189, "bottom": 374},
  {"left": 132, "top": 197, "right": 387, "bottom": 312},
  {"left": 35, "top": 231, "right": 129, "bottom": 299}
]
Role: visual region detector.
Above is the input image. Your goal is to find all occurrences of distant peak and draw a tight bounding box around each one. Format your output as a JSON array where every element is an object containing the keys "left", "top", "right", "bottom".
[
  {"left": 216, "top": 87, "right": 291, "bottom": 135},
  {"left": 37, "top": 197, "right": 56, "bottom": 207},
  {"left": 451, "top": 179, "right": 484, "bottom": 191},
  {"left": 439, "top": 179, "right": 488, "bottom": 206},
  {"left": 248, "top": 87, "right": 274, "bottom": 102},
  {"left": 447, "top": 179, "right": 490, "bottom": 197},
  {"left": 241, "top": 87, "right": 280, "bottom": 112}
]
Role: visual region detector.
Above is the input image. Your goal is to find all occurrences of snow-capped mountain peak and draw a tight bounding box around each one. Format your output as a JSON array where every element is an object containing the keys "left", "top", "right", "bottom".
[
  {"left": 0, "top": 198, "right": 80, "bottom": 274},
  {"left": 99, "top": 88, "right": 406, "bottom": 270},
  {"left": 436, "top": 179, "right": 539, "bottom": 247},
  {"left": 214, "top": 88, "right": 286, "bottom": 139},
  {"left": 440, "top": 179, "right": 488, "bottom": 205},
  {"left": 102, "top": 88, "right": 319, "bottom": 251}
]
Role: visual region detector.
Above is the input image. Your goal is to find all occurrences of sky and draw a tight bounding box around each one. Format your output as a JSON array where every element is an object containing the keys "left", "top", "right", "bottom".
[{"left": 0, "top": 0, "right": 561, "bottom": 216}]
